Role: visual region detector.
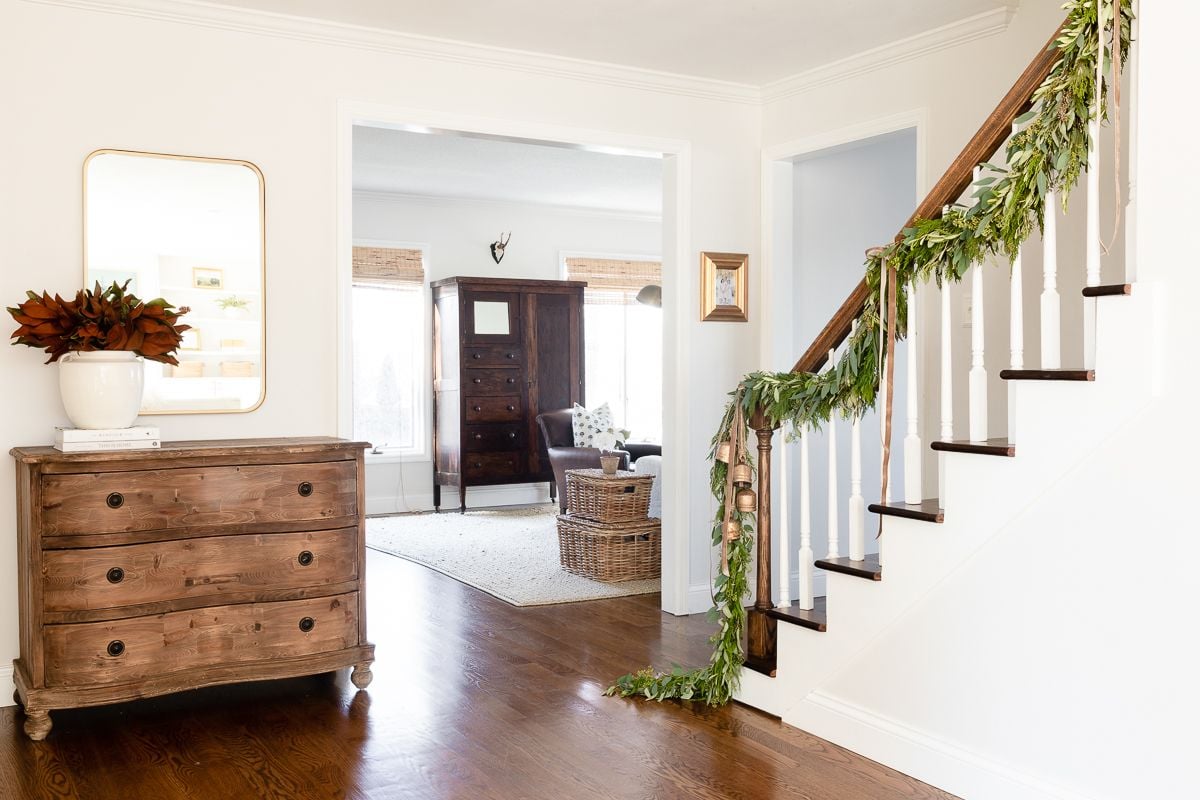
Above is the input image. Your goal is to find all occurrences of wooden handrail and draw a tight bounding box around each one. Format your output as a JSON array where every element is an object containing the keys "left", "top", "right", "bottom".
[{"left": 790, "top": 22, "right": 1067, "bottom": 376}]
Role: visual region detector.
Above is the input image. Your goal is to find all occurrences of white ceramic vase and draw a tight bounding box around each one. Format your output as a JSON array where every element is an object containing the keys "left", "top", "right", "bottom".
[{"left": 58, "top": 351, "right": 145, "bottom": 429}]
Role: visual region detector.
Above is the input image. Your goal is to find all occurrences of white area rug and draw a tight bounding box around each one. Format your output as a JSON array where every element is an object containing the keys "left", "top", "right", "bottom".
[{"left": 366, "top": 505, "right": 660, "bottom": 607}]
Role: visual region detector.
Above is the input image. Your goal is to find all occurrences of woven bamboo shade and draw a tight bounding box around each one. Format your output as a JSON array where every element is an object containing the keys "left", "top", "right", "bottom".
[
  {"left": 564, "top": 257, "right": 661, "bottom": 305},
  {"left": 352, "top": 246, "right": 425, "bottom": 287}
]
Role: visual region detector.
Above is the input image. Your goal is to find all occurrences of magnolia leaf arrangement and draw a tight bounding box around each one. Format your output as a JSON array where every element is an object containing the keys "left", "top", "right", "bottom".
[
  {"left": 606, "top": 0, "right": 1131, "bottom": 707},
  {"left": 8, "top": 281, "right": 191, "bottom": 365}
]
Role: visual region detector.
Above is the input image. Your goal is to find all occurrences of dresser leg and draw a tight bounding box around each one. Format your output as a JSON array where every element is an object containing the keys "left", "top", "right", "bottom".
[
  {"left": 12, "top": 690, "right": 22, "bottom": 709},
  {"left": 23, "top": 709, "right": 51, "bottom": 741},
  {"left": 350, "top": 663, "right": 374, "bottom": 689},
  {"left": 433, "top": 481, "right": 441, "bottom": 512}
]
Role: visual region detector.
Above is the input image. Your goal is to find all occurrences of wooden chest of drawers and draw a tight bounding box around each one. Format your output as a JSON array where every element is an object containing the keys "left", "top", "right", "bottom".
[{"left": 9, "top": 437, "right": 375, "bottom": 740}]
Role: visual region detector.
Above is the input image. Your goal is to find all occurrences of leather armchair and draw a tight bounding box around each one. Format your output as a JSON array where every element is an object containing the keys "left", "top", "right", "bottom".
[{"left": 537, "top": 409, "right": 638, "bottom": 514}]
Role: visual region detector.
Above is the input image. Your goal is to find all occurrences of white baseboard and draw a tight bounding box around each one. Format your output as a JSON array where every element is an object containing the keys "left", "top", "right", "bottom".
[
  {"left": 0, "top": 665, "right": 14, "bottom": 707},
  {"left": 790, "top": 691, "right": 1094, "bottom": 800},
  {"left": 367, "top": 483, "right": 552, "bottom": 516}
]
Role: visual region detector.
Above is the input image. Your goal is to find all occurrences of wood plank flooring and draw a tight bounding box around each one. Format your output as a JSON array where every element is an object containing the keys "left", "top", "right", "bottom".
[{"left": 0, "top": 547, "right": 956, "bottom": 799}]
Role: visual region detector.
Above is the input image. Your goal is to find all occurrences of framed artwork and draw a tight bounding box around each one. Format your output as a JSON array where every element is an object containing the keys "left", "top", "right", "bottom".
[
  {"left": 179, "top": 328, "right": 200, "bottom": 350},
  {"left": 700, "top": 252, "right": 748, "bottom": 322},
  {"left": 192, "top": 267, "right": 224, "bottom": 290}
]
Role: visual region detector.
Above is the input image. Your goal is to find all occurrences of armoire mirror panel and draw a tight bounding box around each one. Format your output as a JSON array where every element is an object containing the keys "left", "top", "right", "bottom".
[{"left": 84, "top": 149, "right": 266, "bottom": 414}]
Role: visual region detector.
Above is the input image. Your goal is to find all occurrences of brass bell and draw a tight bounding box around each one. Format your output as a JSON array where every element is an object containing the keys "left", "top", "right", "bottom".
[
  {"left": 723, "top": 519, "right": 741, "bottom": 541},
  {"left": 715, "top": 441, "right": 731, "bottom": 463},
  {"left": 731, "top": 463, "right": 752, "bottom": 486},
  {"left": 735, "top": 487, "right": 757, "bottom": 513}
]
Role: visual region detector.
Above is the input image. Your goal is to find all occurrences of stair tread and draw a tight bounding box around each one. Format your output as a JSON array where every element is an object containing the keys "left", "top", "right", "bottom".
[
  {"left": 999, "top": 369, "right": 1095, "bottom": 381},
  {"left": 1082, "top": 283, "right": 1132, "bottom": 297},
  {"left": 868, "top": 498, "right": 944, "bottom": 523},
  {"left": 931, "top": 438, "right": 1015, "bottom": 457},
  {"left": 743, "top": 654, "right": 777, "bottom": 677},
  {"left": 766, "top": 597, "right": 828, "bottom": 632},
  {"left": 815, "top": 555, "right": 882, "bottom": 581}
]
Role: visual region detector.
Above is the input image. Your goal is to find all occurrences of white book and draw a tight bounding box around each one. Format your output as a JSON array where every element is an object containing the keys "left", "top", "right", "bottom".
[
  {"left": 55, "top": 426, "right": 160, "bottom": 444},
  {"left": 54, "top": 439, "right": 162, "bottom": 453}
]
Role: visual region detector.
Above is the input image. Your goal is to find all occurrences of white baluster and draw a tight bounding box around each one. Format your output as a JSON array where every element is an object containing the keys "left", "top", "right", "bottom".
[
  {"left": 903, "top": 282, "right": 922, "bottom": 505},
  {"left": 968, "top": 261, "right": 988, "bottom": 442},
  {"left": 1009, "top": 247, "right": 1023, "bottom": 442},
  {"left": 938, "top": 213, "right": 953, "bottom": 496},
  {"left": 798, "top": 424, "right": 813, "bottom": 609},
  {"left": 827, "top": 348, "right": 840, "bottom": 561},
  {"left": 878, "top": 265, "right": 891, "bottom": 505},
  {"left": 1083, "top": 1, "right": 1106, "bottom": 369},
  {"left": 1125, "top": 0, "right": 1140, "bottom": 283},
  {"left": 1041, "top": 189, "right": 1061, "bottom": 369},
  {"left": 777, "top": 434, "right": 791, "bottom": 608},
  {"left": 850, "top": 322, "right": 865, "bottom": 559}
]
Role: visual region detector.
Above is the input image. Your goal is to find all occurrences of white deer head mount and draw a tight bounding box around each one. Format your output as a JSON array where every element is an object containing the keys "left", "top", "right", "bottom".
[{"left": 490, "top": 232, "right": 511, "bottom": 264}]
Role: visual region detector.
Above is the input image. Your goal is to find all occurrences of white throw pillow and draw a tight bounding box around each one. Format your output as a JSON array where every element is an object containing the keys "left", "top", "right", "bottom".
[{"left": 571, "top": 402, "right": 615, "bottom": 448}]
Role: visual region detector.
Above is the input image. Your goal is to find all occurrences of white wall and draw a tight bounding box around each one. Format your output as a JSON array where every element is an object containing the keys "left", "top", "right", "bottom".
[
  {"left": 784, "top": 130, "right": 916, "bottom": 593},
  {"left": 352, "top": 190, "right": 661, "bottom": 514},
  {"left": 0, "top": 0, "right": 762, "bottom": 684}
]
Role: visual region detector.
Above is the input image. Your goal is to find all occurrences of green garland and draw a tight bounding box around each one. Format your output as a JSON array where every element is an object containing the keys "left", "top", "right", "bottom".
[{"left": 606, "top": 0, "right": 1131, "bottom": 706}]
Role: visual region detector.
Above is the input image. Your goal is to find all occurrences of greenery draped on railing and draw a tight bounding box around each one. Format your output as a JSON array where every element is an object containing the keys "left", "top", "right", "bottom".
[{"left": 607, "top": 0, "right": 1132, "bottom": 706}]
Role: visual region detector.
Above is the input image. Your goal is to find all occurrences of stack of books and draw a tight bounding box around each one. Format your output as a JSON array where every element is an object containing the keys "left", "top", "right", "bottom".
[{"left": 54, "top": 426, "right": 161, "bottom": 453}]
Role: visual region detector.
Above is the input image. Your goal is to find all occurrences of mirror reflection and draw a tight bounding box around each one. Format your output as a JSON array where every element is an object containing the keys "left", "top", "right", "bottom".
[
  {"left": 473, "top": 301, "right": 510, "bottom": 336},
  {"left": 85, "top": 150, "right": 265, "bottom": 413}
]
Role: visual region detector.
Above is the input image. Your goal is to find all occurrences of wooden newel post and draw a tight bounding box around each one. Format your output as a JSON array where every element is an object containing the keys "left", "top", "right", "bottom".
[{"left": 746, "top": 408, "right": 778, "bottom": 675}]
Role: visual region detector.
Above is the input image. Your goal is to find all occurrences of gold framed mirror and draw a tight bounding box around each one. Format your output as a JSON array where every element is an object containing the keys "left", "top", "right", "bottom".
[{"left": 84, "top": 149, "right": 266, "bottom": 414}]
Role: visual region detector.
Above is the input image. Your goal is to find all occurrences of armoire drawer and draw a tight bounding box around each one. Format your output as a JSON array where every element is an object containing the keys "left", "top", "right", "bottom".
[
  {"left": 464, "top": 345, "right": 523, "bottom": 366},
  {"left": 43, "top": 592, "right": 360, "bottom": 688},
  {"left": 464, "top": 425, "right": 523, "bottom": 451},
  {"left": 39, "top": 461, "right": 358, "bottom": 536},
  {"left": 464, "top": 368, "right": 522, "bottom": 394},
  {"left": 42, "top": 528, "right": 359, "bottom": 613},
  {"left": 463, "top": 452, "right": 521, "bottom": 480},
  {"left": 465, "top": 395, "right": 522, "bottom": 423}
]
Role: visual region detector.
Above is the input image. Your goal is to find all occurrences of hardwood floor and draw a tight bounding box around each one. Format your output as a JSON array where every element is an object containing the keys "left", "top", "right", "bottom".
[{"left": 0, "top": 547, "right": 956, "bottom": 799}]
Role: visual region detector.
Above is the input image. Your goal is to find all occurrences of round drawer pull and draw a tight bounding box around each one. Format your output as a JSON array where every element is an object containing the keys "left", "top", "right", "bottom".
[
  {"left": 473, "top": 434, "right": 483, "bottom": 440},
  {"left": 473, "top": 462, "right": 482, "bottom": 469},
  {"left": 505, "top": 353, "right": 516, "bottom": 359},
  {"left": 106, "top": 640, "right": 125, "bottom": 657},
  {"left": 297, "top": 481, "right": 314, "bottom": 497},
  {"left": 472, "top": 377, "right": 482, "bottom": 384},
  {"left": 105, "top": 492, "right": 124, "bottom": 509},
  {"left": 506, "top": 377, "right": 515, "bottom": 384},
  {"left": 473, "top": 405, "right": 482, "bottom": 412},
  {"left": 106, "top": 567, "right": 125, "bottom": 584},
  {"left": 472, "top": 353, "right": 482, "bottom": 360},
  {"left": 506, "top": 405, "right": 515, "bottom": 412},
  {"left": 297, "top": 550, "right": 314, "bottom": 567},
  {"left": 298, "top": 617, "right": 315, "bottom": 633},
  {"left": 508, "top": 432, "right": 516, "bottom": 439}
]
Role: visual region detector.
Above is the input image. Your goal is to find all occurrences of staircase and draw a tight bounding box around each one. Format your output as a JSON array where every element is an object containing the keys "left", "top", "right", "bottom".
[{"left": 733, "top": 5, "right": 1150, "bottom": 799}]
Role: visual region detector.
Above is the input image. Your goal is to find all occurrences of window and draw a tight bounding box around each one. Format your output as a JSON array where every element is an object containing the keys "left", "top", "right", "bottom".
[
  {"left": 565, "top": 256, "right": 663, "bottom": 443},
  {"left": 351, "top": 245, "right": 426, "bottom": 456}
]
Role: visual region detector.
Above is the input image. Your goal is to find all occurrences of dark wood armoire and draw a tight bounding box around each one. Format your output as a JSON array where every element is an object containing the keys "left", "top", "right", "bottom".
[{"left": 432, "top": 277, "right": 585, "bottom": 512}]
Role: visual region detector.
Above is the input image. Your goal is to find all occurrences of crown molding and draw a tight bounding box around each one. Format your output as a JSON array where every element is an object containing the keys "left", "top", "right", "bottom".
[
  {"left": 24, "top": 0, "right": 1015, "bottom": 107},
  {"left": 353, "top": 189, "right": 663, "bottom": 224},
  {"left": 23, "top": 0, "right": 760, "bottom": 105},
  {"left": 761, "top": 6, "right": 1016, "bottom": 103}
]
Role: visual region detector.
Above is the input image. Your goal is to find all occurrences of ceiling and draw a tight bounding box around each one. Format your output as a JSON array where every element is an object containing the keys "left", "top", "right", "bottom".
[
  {"left": 210, "top": 0, "right": 1013, "bottom": 85},
  {"left": 353, "top": 127, "right": 663, "bottom": 215}
]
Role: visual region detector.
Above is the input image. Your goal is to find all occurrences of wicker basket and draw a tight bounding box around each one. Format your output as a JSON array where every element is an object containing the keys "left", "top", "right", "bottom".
[
  {"left": 564, "top": 469, "right": 653, "bottom": 523},
  {"left": 556, "top": 514, "right": 661, "bottom": 582}
]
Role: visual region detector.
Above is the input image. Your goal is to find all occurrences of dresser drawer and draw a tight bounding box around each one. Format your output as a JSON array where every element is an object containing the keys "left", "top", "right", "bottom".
[
  {"left": 43, "top": 593, "right": 359, "bottom": 687},
  {"left": 464, "top": 452, "right": 521, "bottom": 480},
  {"left": 464, "top": 367, "right": 523, "bottom": 394},
  {"left": 464, "top": 345, "right": 523, "bottom": 366},
  {"left": 40, "top": 461, "right": 357, "bottom": 536},
  {"left": 464, "top": 424, "right": 523, "bottom": 451},
  {"left": 465, "top": 395, "right": 522, "bottom": 423},
  {"left": 42, "top": 528, "right": 359, "bottom": 613}
]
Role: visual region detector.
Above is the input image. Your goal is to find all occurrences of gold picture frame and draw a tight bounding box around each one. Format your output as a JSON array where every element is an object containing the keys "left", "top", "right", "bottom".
[{"left": 700, "top": 252, "right": 748, "bottom": 322}]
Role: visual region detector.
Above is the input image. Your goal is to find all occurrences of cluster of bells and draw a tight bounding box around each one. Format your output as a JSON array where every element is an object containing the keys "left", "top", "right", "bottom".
[{"left": 715, "top": 441, "right": 756, "bottom": 543}]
